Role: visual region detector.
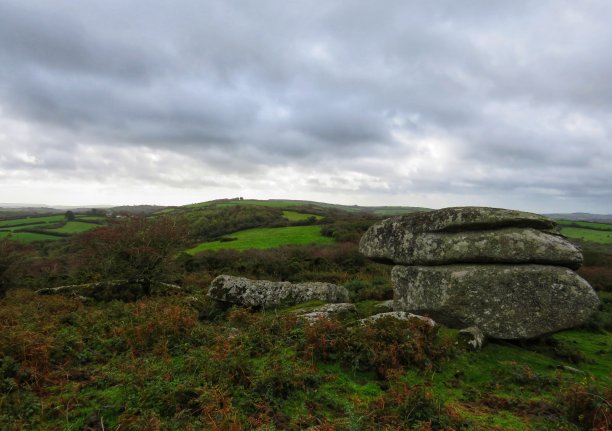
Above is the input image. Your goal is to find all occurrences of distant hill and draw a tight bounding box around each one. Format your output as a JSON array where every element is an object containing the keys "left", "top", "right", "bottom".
[
  {"left": 110, "top": 205, "right": 168, "bottom": 215},
  {"left": 175, "top": 198, "right": 430, "bottom": 216}
]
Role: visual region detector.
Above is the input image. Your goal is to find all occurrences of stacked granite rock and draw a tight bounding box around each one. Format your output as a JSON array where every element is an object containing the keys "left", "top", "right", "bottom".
[{"left": 359, "top": 207, "right": 600, "bottom": 340}]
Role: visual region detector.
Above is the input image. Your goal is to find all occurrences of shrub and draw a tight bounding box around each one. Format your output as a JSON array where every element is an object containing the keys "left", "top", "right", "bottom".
[
  {"left": 557, "top": 382, "right": 611, "bottom": 431},
  {"left": 304, "top": 316, "right": 453, "bottom": 379}
]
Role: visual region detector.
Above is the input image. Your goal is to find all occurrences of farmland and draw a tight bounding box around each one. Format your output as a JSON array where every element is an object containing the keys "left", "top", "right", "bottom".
[
  {"left": 0, "top": 214, "right": 104, "bottom": 242},
  {"left": 558, "top": 219, "right": 612, "bottom": 244},
  {"left": 186, "top": 225, "right": 335, "bottom": 254}
]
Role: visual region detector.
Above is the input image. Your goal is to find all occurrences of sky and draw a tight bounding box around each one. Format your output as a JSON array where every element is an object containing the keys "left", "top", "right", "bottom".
[{"left": 1, "top": 1, "right": 611, "bottom": 213}]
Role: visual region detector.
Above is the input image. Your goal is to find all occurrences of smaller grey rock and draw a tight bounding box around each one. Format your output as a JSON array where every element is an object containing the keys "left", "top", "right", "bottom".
[
  {"left": 458, "top": 327, "right": 486, "bottom": 350},
  {"left": 208, "top": 275, "right": 350, "bottom": 308},
  {"left": 359, "top": 311, "right": 435, "bottom": 327},
  {"left": 299, "top": 303, "right": 357, "bottom": 323}
]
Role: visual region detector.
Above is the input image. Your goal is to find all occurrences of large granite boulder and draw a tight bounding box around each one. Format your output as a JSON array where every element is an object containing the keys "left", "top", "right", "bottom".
[
  {"left": 360, "top": 227, "right": 581, "bottom": 269},
  {"left": 208, "top": 275, "right": 350, "bottom": 308},
  {"left": 392, "top": 264, "right": 600, "bottom": 339},
  {"left": 359, "top": 207, "right": 581, "bottom": 268}
]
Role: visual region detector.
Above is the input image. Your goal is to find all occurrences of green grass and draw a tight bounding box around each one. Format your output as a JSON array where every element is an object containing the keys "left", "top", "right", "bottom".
[
  {"left": 0, "top": 231, "right": 62, "bottom": 242},
  {"left": 186, "top": 225, "right": 334, "bottom": 254},
  {"left": 558, "top": 220, "right": 612, "bottom": 231},
  {"left": 0, "top": 214, "right": 65, "bottom": 228},
  {"left": 561, "top": 227, "right": 612, "bottom": 244},
  {"left": 48, "top": 221, "right": 100, "bottom": 234},
  {"left": 282, "top": 210, "right": 322, "bottom": 221}
]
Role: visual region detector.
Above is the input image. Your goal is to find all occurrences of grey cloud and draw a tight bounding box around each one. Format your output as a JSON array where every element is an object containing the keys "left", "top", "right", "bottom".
[{"left": 0, "top": 0, "right": 611, "bottom": 210}]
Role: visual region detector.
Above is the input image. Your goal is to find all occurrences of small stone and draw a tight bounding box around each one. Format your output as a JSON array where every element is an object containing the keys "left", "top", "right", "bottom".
[
  {"left": 298, "top": 303, "right": 357, "bottom": 323},
  {"left": 359, "top": 311, "right": 435, "bottom": 327},
  {"left": 458, "top": 326, "right": 486, "bottom": 350}
]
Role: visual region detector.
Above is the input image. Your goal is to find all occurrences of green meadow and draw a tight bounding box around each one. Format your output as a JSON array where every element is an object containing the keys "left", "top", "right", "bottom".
[
  {"left": 186, "top": 225, "right": 334, "bottom": 254},
  {"left": 282, "top": 210, "right": 322, "bottom": 221},
  {"left": 561, "top": 227, "right": 612, "bottom": 244},
  {"left": 0, "top": 214, "right": 65, "bottom": 228},
  {"left": 48, "top": 221, "right": 101, "bottom": 234},
  {"left": 0, "top": 231, "right": 62, "bottom": 242},
  {"left": 0, "top": 214, "right": 104, "bottom": 242},
  {"left": 558, "top": 219, "right": 612, "bottom": 230}
]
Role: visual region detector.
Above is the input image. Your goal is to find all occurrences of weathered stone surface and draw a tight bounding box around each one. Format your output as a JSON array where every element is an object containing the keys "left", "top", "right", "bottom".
[
  {"left": 298, "top": 303, "right": 357, "bottom": 323},
  {"left": 359, "top": 207, "right": 582, "bottom": 268},
  {"left": 36, "top": 280, "right": 182, "bottom": 302},
  {"left": 208, "top": 275, "right": 350, "bottom": 308},
  {"left": 458, "top": 327, "right": 486, "bottom": 350},
  {"left": 360, "top": 227, "right": 581, "bottom": 269},
  {"left": 359, "top": 311, "right": 435, "bottom": 327},
  {"left": 392, "top": 264, "right": 599, "bottom": 339}
]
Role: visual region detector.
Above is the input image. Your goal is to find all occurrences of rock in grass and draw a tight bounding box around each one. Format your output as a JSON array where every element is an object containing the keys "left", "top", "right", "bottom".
[
  {"left": 458, "top": 326, "right": 486, "bottom": 350},
  {"left": 359, "top": 207, "right": 579, "bottom": 267},
  {"left": 298, "top": 303, "right": 357, "bottom": 323},
  {"left": 392, "top": 264, "right": 600, "bottom": 339},
  {"left": 360, "top": 227, "right": 582, "bottom": 269},
  {"left": 359, "top": 311, "right": 435, "bottom": 327},
  {"left": 208, "top": 275, "right": 350, "bottom": 308}
]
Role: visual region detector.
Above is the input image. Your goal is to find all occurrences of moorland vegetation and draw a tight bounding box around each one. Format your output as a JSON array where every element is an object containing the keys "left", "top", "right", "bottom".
[{"left": 0, "top": 199, "right": 610, "bottom": 430}]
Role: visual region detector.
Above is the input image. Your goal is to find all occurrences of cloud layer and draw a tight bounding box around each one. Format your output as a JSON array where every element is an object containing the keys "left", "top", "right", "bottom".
[{"left": 1, "top": 0, "right": 611, "bottom": 211}]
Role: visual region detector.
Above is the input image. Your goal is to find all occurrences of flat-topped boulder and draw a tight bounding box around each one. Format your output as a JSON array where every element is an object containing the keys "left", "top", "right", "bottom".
[
  {"left": 208, "top": 275, "right": 350, "bottom": 308},
  {"left": 392, "top": 264, "right": 600, "bottom": 339},
  {"left": 360, "top": 227, "right": 581, "bottom": 269}
]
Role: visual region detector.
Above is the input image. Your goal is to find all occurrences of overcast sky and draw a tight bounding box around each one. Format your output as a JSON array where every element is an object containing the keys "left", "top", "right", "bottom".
[{"left": 1, "top": 1, "right": 611, "bottom": 212}]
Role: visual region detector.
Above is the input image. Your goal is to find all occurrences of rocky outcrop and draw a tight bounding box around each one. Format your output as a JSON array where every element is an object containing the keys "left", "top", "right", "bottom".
[
  {"left": 208, "top": 275, "right": 350, "bottom": 308},
  {"left": 359, "top": 206, "right": 600, "bottom": 340},
  {"left": 360, "top": 227, "right": 581, "bottom": 269},
  {"left": 392, "top": 265, "right": 599, "bottom": 339},
  {"left": 360, "top": 208, "right": 581, "bottom": 269}
]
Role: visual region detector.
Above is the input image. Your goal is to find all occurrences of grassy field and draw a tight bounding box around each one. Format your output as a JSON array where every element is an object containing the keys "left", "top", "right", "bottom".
[
  {"left": 282, "top": 210, "right": 322, "bottom": 221},
  {"left": 558, "top": 220, "right": 612, "bottom": 230},
  {"left": 48, "top": 221, "right": 101, "bottom": 234},
  {"left": 0, "top": 231, "right": 62, "bottom": 242},
  {"left": 0, "top": 214, "right": 65, "bottom": 228},
  {"left": 186, "top": 225, "right": 334, "bottom": 254},
  {"left": 561, "top": 227, "right": 612, "bottom": 244},
  {"left": 0, "top": 214, "right": 105, "bottom": 242}
]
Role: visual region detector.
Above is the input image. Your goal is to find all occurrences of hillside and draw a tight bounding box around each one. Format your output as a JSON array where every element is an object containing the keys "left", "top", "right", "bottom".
[{"left": 0, "top": 201, "right": 610, "bottom": 429}]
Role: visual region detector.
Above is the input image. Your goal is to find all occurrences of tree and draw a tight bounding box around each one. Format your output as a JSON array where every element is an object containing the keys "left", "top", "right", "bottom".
[
  {"left": 65, "top": 210, "right": 76, "bottom": 221},
  {"left": 78, "top": 215, "right": 189, "bottom": 293}
]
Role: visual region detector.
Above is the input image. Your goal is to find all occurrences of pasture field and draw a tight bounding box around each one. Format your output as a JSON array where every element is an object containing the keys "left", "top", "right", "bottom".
[
  {"left": 0, "top": 231, "right": 62, "bottom": 242},
  {"left": 186, "top": 225, "right": 334, "bottom": 254},
  {"left": 558, "top": 219, "right": 612, "bottom": 231},
  {"left": 0, "top": 214, "right": 105, "bottom": 242},
  {"left": 282, "top": 210, "right": 322, "bottom": 221},
  {"left": 0, "top": 214, "right": 65, "bottom": 228},
  {"left": 561, "top": 227, "right": 612, "bottom": 244},
  {"left": 48, "top": 221, "right": 100, "bottom": 234}
]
